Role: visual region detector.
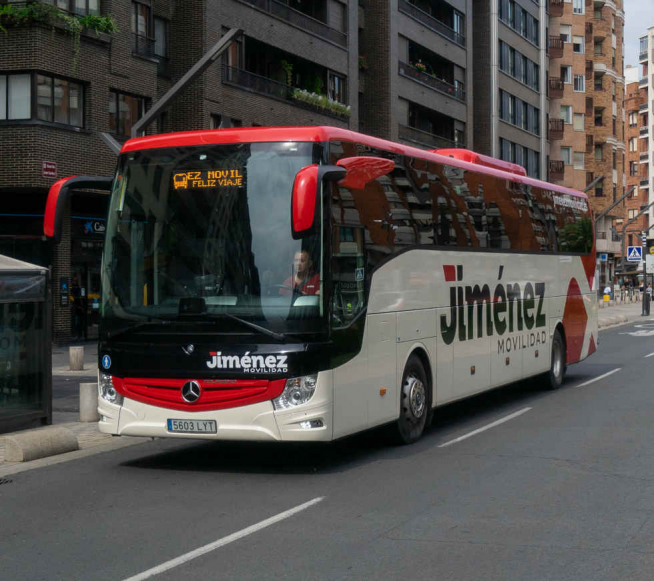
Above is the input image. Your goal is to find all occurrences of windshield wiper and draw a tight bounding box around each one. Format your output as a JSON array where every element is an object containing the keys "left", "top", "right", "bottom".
[
  {"left": 105, "top": 318, "right": 172, "bottom": 340},
  {"left": 171, "top": 312, "right": 286, "bottom": 342}
]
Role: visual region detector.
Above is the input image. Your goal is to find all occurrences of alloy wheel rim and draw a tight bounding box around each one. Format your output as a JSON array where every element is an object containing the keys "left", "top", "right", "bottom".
[{"left": 404, "top": 374, "right": 426, "bottom": 422}]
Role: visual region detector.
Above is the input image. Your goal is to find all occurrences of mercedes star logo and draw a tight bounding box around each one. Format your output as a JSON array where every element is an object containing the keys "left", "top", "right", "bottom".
[{"left": 181, "top": 381, "right": 202, "bottom": 403}]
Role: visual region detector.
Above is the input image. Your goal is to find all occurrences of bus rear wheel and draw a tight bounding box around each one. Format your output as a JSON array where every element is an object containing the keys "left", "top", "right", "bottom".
[
  {"left": 394, "top": 356, "right": 431, "bottom": 445},
  {"left": 544, "top": 329, "right": 566, "bottom": 390}
]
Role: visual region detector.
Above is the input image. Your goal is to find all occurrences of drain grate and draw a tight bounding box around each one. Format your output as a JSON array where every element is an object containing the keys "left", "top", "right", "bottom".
[{"left": 0, "top": 478, "right": 13, "bottom": 485}]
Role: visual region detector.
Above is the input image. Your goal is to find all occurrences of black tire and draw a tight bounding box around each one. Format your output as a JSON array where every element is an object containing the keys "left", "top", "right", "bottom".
[
  {"left": 394, "top": 356, "right": 431, "bottom": 445},
  {"left": 545, "top": 329, "right": 566, "bottom": 390}
]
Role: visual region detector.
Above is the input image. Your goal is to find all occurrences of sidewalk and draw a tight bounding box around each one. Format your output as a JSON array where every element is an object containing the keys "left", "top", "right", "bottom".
[
  {"left": 52, "top": 341, "right": 98, "bottom": 376},
  {"left": 597, "top": 299, "right": 647, "bottom": 329}
]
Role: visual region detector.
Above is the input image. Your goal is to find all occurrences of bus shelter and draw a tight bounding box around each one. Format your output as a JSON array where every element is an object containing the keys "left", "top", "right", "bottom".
[{"left": 0, "top": 255, "right": 51, "bottom": 434}]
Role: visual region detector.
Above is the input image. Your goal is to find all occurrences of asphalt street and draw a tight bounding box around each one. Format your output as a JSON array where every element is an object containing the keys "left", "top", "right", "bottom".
[{"left": 4, "top": 319, "right": 654, "bottom": 580}]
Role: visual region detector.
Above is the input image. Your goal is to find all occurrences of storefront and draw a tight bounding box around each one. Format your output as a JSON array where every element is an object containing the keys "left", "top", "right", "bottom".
[{"left": 0, "top": 189, "right": 108, "bottom": 342}]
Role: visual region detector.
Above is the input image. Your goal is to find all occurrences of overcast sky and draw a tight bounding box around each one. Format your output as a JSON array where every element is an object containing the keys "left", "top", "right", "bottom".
[{"left": 624, "top": 0, "right": 654, "bottom": 69}]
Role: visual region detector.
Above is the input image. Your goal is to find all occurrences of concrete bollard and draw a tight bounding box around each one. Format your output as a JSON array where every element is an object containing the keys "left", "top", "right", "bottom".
[
  {"left": 4, "top": 427, "right": 78, "bottom": 462},
  {"left": 69, "top": 346, "right": 84, "bottom": 371},
  {"left": 80, "top": 382, "right": 100, "bottom": 422}
]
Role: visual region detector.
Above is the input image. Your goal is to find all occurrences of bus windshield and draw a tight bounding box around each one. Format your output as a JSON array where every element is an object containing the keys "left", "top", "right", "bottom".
[{"left": 101, "top": 141, "right": 326, "bottom": 338}]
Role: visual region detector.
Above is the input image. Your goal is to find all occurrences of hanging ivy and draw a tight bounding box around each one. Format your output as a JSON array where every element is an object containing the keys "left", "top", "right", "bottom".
[{"left": 0, "top": 2, "right": 118, "bottom": 73}]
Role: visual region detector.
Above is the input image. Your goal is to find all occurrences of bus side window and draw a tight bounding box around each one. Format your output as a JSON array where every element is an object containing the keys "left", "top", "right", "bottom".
[{"left": 331, "top": 225, "right": 366, "bottom": 325}]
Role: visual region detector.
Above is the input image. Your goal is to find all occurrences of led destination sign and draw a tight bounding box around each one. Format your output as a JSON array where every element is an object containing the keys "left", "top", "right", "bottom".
[{"left": 173, "top": 169, "right": 244, "bottom": 190}]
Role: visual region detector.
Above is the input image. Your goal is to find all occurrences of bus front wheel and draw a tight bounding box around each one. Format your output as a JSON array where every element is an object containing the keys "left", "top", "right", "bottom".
[{"left": 394, "top": 356, "right": 431, "bottom": 445}]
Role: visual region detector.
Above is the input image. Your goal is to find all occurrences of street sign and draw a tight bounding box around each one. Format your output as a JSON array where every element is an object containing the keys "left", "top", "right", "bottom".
[
  {"left": 42, "top": 161, "right": 57, "bottom": 178},
  {"left": 643, "top": 233, "right": 648, "bottom": 246},
  {"left": 628, "top": 246, "right": 643, "bottom": 261},
  {"left": 600, "top": 253, "right": 608, "bottom": 261}
]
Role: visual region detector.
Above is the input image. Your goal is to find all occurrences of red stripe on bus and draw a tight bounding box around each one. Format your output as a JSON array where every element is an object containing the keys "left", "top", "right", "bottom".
[
  {"left": 443, "top": 265, "right": 456, "bottom": 282},
  {"left": 562, "top": 278, "right": 587, "bottom": 364}
]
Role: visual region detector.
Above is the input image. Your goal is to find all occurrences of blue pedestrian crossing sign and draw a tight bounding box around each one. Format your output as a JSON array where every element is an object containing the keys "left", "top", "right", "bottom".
[{"left": 627, "top": 246, "right": 643, "bottom": 261}]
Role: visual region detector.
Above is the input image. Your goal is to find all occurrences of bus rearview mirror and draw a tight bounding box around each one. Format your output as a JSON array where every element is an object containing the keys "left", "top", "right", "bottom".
[{"left": 291, "top": 164, "right": 345, "bottom": 239}]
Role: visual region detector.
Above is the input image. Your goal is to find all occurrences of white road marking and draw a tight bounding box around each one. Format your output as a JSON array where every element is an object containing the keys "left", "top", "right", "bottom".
[
  {"left": 645, "top": 352, "right": 654, "bottom": 358},
  {"left": 575, "top": 368, "right": 621, "bottom": 387},
  {"left": 122, "top": 496, "right": 325, "bottom": 581},
  {"left": 438, "top": 407, "right": 532, "bottom": 448}
]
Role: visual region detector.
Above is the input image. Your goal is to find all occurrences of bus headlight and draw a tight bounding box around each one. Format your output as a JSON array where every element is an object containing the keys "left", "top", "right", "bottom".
[
  {"left": 99, "top": 373, "right": 123, "bottom": 405},
  {"left": 272, "top": 375, "right": 318, "bottom": 410}
]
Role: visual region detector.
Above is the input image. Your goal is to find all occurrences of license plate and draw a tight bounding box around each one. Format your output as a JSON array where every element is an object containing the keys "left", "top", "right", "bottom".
[{"left": 167, "top": 419, "right": 217, "bottom": 434}]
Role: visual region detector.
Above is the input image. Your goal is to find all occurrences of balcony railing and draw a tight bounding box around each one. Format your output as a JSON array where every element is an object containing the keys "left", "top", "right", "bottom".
[
  {"left": 398, "top": 124, "right": 463, "bottom": 150},
  {"left": 222, "top": 65, "right": 349, "bottom": 118},
  {"left": 398, "top": 62, "right": 465, "bottom": 101},
  {"left": 241, "top": 0, "right": 347, "bottom": 46},
  {"left": 641, "top": 152, "right": 649, "bottom": 161},
  {"left": 641, "top": 51, "right": 649, "bottom": 62},
  {"left": 549, "top": 0, "right": 563, "bottom": 17},
  {"left": 548, "top": 36, "right": 563, "bottom": 59},
  {"left": 549, "top": 117, "right": 564, "bottom": 140},
  {"left": 549, "top": 160, "right": 564, "bottom": 181},
  {"left": 640, "top": 77, "right": 648, "bottom": 87},
  {"left": 640, "top": 103, "right": 649, "bottom": 111},
  {"left": 398, "top": 0, "right": 465, "bottom": 47},
  {"left": 223, "top": 65, "right": 293, "bottom": 100},
  {"left": 641, "top": 179, "right": 650, "bottom": 187},
  {"left": 640, "top": 126, "right": 649, "bottom": 135},
  {"left": 132, "top": 34, "right": 156, "bottom": 59},
  {"left": 548, "top": 77, "right": 563, "bottom": 99}
]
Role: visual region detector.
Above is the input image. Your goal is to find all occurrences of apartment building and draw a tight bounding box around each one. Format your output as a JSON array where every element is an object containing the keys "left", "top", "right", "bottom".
[
  {"left": 472, "top": 0, "right": 549, "bottom": 179},
  {"left": 360, "top": 0, "right": 473, "bottom": 150},
  {"left": 0, "top": 0, "right": 357, "bottom": 341},
  {"left": 548, "top": 0, "right": 626, "bottom": 287},
  {"left": 620, "top": 66, "right": 647, "bottom": 281},
  {"left": 638, "top": 28, "right": 654, "bottom": 255}
]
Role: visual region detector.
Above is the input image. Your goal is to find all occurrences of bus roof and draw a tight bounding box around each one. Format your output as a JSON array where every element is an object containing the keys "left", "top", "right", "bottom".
[{"left": 122, "top": 126, "right": 588, "bottom": 201}]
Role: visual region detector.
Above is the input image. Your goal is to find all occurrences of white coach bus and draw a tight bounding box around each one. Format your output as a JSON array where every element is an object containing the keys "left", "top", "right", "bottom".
[{"left": 44, "top": 127, "right": 597, "bottom": 444}]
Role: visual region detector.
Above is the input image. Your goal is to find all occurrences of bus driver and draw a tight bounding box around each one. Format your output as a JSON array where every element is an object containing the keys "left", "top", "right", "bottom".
[{"left": 280, "top": 250, "right": 320, "bottom": 295}]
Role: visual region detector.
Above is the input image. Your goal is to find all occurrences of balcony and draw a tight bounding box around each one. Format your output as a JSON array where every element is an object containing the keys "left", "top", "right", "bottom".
[
  {"left": 641, "top": 51, "right": 649, "bottom": 62},
  {"left": 640, "top": 126, "right": 649, "bottom": 136},
  {"left": 398, "top": 124, "right": 463, "bottom": 149},
  {"left": 641, "top": 179, "right": 650, "bottom": 188},
  {"left": 549, "top": 36, "right": 563, "bottom": 59},
  {"left": 222, "top": 66, "right": 349, "bottom": 119},
  {"left": 398, "top": 0, "right": 465, "bottom": 47},
  {"left": 549, "top": 0, "right": 563, "bottom": 17},
  {"left": 132, "top": 34, "right": 156, "bottom": 59},
  {"left": 242, "top": 0, "right": 347, "bottom": 46},
  {"left": 586, "top": 134, "right": 594, "bottom": 153},
  {"left": 549, "top": 117, "right": 564, "bottom": 140},
  {"left": 548, "top": 77, "right": 563, "bottom": 99},
  {"left": 640, "top": 103, "right": 649, "bottom": 112},
  {"left": 594, "top": 62, "right": 607, "bottom": 76},
  {"left": 641, "top": 152, "right": 649, "bottom": 162},
  {"left": 640, "top": 76, "right": 648, "bottom": 87},
  {"left": 549, "top": 160, "right": 565, "bottom": 181},
  {"left": 596, "top": 231, "right": 622, "bottom": 254},
  {"left": 398, "top": 61, "right": 465, "bottom": 101}
]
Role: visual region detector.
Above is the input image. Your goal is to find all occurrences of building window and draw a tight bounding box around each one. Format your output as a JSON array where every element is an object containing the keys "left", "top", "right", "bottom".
[
  {"left": 108, "top": 90, "right": 145, "bottom": 137},
  {"left": 573, "top": 152, "right": 585, "bottom": 170},
  {"left": 131, "top": 1, "right": 151, "bottom": 38},
  {"left": 594, "top": 110, "right": 603, "bottom": 126},
  {"left": 560, "top": 25, "right": 571, "bottom": 43},
  {"left": 561, "top": 65, "right": 572, "bottom": 84},
  {"left": 1, "top": 72, "right": 83, "bottom": 127},
  {"left": 629, "top": 112, "right": 638, "bottom": 126},
  {"left": 72, "top": 0, "right": 100, "bottom": 16},
  {"left": 573, "top": 113, "right": 585, "bottom": 131},
  {"left": 328, "top": 72, "right": 347, "bottom": 104},
  {"left": 560, "top": 105, "right": 572, "bottom": 124},
  {"left": 35, "top": 74, "right": 84, "bottom": 127},
  {"left": 0, "top": 73, "right": 31, "bottom": 120},
  {"left": 154, "top": 17, "right": 168, "bottom": 59},
  {"left": 630, "top": 161, "right": 638, "bottom": 176},
  {"left": 629, "top": 137, "right": 637, "bottom": 151},
  {"left": 574, "top": 74, "right": 585, "bottom": 92},
  {"left": 573, "top": 36, "right": 584, "bottom": 54},
  {"left": 595, "top": 144, "right": 603, "bottom": 161},
  {"left": 594, "top": 76, "right": 602, "bottom": 91},
  {"left": 561, "top": 147, "right": 572, "bottom": 165},
  {"left": 210, "top": 114, "right": 223, "bottom": 129},
  {"left": 573, "top": 0, "right": 584, "bottom": 14}
]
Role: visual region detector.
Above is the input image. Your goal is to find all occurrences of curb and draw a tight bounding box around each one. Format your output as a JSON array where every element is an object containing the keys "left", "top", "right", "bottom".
[{"left": 598, "top": 314, "right": 635, "bottom": 330}]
